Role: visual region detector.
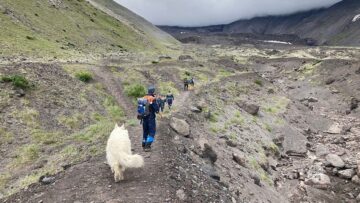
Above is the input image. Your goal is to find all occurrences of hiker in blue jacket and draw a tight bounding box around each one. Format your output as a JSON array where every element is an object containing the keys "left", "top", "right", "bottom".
[
  {"left": 141, "top": 86, "right": 159, "bottom": 151},
  {"left": 166, "top": 91, "right": 174, "bottom": 110}
]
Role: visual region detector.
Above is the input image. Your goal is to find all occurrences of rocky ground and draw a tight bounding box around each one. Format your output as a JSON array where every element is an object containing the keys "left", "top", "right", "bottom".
[{"left": 1, "top": 43, "right": 360, "bottom": 203}]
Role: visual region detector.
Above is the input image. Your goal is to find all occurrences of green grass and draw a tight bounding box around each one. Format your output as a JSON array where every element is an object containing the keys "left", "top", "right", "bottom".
[
  {"left": 75, "top": 71, "right": 93, "bottom": 83},
  {"left": 72, "top": 120, "right": 113, "bottom": 143},
  {"left": 126, "top": 119, "right": 138, "bottom": 127},
  {"left": 31, "top": 129, "right": 62, "bottom": 145},
  {"left": 0, "top": 128, "right": 14, "bottom": 145},
  {"left": 124, "top": 83, "right": 146, "bottom": 98},
  {"left": 103, "top": 96, "right": 125, "bottom": 122},
  {"left": 158, "top": 81, "right": 179, "bottom": 95},
  {"left": 0, "top": 0, "right": 157, "bottom": 58},
  {"left": 254, "top": 79, "right": 263, "bottom": 87},
  {"left": 264, "top": 123, "right": 272, "bottom": 132},
  {"left": 14, "top": 144, "right": 40, "bottom": 166},
  {"left": 0, "top": 173, "right": 11, "bottom": 191},
  {"left": 57, "top": 113, "right": 84, "bottom": 130},
  {"left": 1, "top": 75, "right": 31, "bottom": 89},
  {"left": 13, "top": 108, "right": 39, "bottom": 127}
]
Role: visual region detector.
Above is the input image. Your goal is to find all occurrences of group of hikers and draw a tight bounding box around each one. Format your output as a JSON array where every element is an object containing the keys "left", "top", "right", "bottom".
[
  {"left": 137, "top": 77, "right": 194, "bottom": 151},
  {"left": 137, "top": 87, "right": 175, "bottom": 151}
]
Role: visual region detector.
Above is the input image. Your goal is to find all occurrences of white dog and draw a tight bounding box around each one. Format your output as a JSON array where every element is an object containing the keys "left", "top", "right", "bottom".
[{"left": 106, "top": 124, "right": 144, "bottom": 182}]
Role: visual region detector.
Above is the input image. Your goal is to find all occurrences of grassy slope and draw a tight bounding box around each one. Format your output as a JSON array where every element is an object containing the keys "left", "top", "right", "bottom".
[
  {"left": 88, "top": 0, "right": 180, "bottom": 52},
  {"left": 0, "top": 0, "right": 174, "bottom": 59}
]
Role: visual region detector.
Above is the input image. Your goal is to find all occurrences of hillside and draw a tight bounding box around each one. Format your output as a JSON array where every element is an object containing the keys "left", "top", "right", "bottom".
[
  {"left": 0, "top": 0, "right": 178, "bottom": 61},
  {"left": 160, "top": 0, "right": 360, "bottom": 46}
]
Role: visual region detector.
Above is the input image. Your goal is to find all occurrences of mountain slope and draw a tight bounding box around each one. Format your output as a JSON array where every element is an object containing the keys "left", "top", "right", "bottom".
[
  {"left": 0, "top": 0, "right": 178, "bottom": 60},
  {"left": 160, "top": 0, "right": 360, "bottom": 46},
  {"left": 224, "top": 0, "right": 360, "bottom": 45},
  {"left": 87, "top": 0, "right": 179, "bottom": 50}
]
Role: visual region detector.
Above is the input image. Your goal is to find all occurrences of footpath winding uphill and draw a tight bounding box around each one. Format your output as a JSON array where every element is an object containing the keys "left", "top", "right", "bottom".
[{"left": 2, "top": 66, "right": 190, "bottom": 203}]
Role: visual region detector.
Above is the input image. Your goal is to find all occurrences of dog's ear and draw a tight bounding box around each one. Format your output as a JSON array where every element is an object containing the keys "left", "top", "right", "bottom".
[
  {"left": 115, "top": 123, "right": 119, "bottom": 129},
  {"left": 120, "top": 124, "right": 125, "bottom": 129}
]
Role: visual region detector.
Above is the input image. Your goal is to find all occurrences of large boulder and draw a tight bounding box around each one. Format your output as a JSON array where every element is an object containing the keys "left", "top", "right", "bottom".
[
  {"left": 232, "top": 153, "right": 246, "bottom": 167},
  {"left": 178, "top": 55, "right": 193, "bottom": 61},
  {"left": 338, "top": 169, "right": 355, "bottom": 179},
  {"left": 280, "top": 125, "right": 307, "bottom": 157},
  {"left": 305, "top": 173, "right": 331, "bottom": 190},
  {"left": 236, "top": 101, "right": 259, "bottom": 115},
  {"left": 325, "top": 123, "right": 342, "bottom": 134},
  {"left": 325, "top": 154, "right": 345, "bottom": 168},
  {"left": 170, "top": 117, "right": 190, "bottom": 137},
  {"left": 201, "top": 143, "right": 217, "bottom": 164}
]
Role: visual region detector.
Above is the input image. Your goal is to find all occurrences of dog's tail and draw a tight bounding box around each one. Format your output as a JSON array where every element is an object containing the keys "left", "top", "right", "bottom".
[{"left": 119, "top": 153, "right": 144, "bottom": 168}]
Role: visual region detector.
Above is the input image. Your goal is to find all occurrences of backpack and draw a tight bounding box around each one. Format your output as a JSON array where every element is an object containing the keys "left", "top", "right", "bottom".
[{"left": 137, "top": 95, "right": 155, "bottom": 120}]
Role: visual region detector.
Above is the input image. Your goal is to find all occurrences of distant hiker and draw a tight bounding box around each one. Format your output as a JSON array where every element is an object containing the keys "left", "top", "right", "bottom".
[
  {"left": 158, "top": 95, "right": 166, "bottom": 113},
  {"left": 166, "top": 91, "right": 174, "bottom": 109},
  {"left": 137, "top": 86, "right": 159, "bottom": 151},
  {"left": 184, "top": 78, "right": 189, "bottom": 91},
  {"left": 189, "top": 77, "right": 195, "bottom": 89}
]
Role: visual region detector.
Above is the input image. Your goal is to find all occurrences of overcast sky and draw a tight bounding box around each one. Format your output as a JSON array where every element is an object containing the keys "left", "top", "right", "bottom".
[{"left": 114, "top": 0, "right": 341, "bottom": 27}]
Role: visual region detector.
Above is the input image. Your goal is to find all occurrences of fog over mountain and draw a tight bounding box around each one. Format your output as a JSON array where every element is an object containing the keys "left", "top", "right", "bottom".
[{"left": 114, "top": 0, "right": 341, "bottom": 26}]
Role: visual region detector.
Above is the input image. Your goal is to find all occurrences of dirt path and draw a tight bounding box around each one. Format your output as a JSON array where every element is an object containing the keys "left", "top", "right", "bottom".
[{"left": 3, "top": 66, "right": 192, "bottom": 203}]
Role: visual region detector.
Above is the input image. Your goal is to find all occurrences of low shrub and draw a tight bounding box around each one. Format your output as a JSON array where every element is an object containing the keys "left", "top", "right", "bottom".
[
  {"left": 125, "top": 83, "right": 146, "bottom": 98},
  {"left": 75, "top": 71, "right": 93, "bottom": 82},
  {"left": 1, "top": 75, "right": 31, "bottom": 89}
]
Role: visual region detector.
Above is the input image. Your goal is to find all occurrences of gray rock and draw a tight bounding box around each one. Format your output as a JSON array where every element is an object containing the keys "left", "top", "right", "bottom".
[
  {"left": 201, "top": 144, "right": 217, "bottom": 164},
  {"left": 176, "top": 189, "right": 186, "bottom": 201},
  {"left": 158, "top": 55, "right": 171, "bottom": 60},
  {"left": 352, "top": 175, "right": 360, "bottom": 185},
  {"left": 356, "top": 193, "right": 360, "bottom": 202},
  {"left": 338, "top": 169, "right": 355, "bottom": 179},
  {"left": 325, "top": 154, "right": 345, "bottom": 168},
  {"left": 305, "top": 173, "right": 331, "bottom": 190},
  {"left": 356, "top": 68, "right": 360, "bottom": 74},
  {"left": 250, "top": 174, "right": 261, "bottom": 186},
  {"left": 190, "top": 106, "right": 202, "bottom": 113},
  {"left": 236, "top": 101, "right": 259, "bottom": 115},
  {"left": 325, "top": 123, "right": 342, "bottom": 134},
  {"left": 226, "top": 140, "right": 237, "bottom": 147},
  {"left": 325, "top": 78, "right": 336, "bottom": 85},
  {"left": 281, "top": 125, "right": 307, "bottom": 157},
  {"left": 301, "top": 97, "right": 318, "bottom": 103},
  {"left": 15, "top": 89, "right": 25, "bottom": 97},
  {"left": 178, "top": 55, "right": 193, "bottom": 61},
  {"left": 232, "top": 153, "right": 246, "bottom": 167},
  {"left": 39, "top": 176, "right": 55, "bottom": 185},
  {"left": 350, "top": 97, "right": 359, "bottom": 111},
  {"left": 170, "top": 117, "right": 190, "bottom": 137},
  {"left": 202, "top": 164, "right": 220, "bottom": 181},
  {"left": 315, "top": 144, "right": 330, "bottom": 157}
]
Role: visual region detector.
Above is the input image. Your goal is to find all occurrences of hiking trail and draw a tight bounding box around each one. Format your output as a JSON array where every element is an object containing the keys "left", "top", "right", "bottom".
[{"left": 3, "top": 66, "right": 192, "bottom": 203}]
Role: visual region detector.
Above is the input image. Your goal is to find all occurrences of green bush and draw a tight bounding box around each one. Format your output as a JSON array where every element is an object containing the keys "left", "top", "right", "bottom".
[
  {"left": 75, "top": 71, "right": 93, "bottom": 82},
  {"left": 125, "top": 83, "right": 146, "bottom": 98},
  {"left": 1, "top": 75, "right": 31, "bottom": 89}
]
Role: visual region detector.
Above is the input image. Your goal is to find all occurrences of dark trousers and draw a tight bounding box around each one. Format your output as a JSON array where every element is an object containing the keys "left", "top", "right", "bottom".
[
  {"left": 184, "top": 84, "right": 188, "bottom": 91},
  {"left": 142, "top": 117, "right": 156, "bottom": 146}
]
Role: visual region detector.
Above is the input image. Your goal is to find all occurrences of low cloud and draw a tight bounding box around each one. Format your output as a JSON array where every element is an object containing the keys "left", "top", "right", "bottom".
[{"left": 115, "top": 0, "right": 341, "bottom": 26}]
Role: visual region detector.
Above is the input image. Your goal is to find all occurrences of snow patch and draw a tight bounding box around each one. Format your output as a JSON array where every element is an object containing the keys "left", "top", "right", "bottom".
[
  {"left": 353, "top": 14, "right": 360, "bottom": 22},
  {"left": 262, "top": 40, "right": 292, "bottom": 45}
]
